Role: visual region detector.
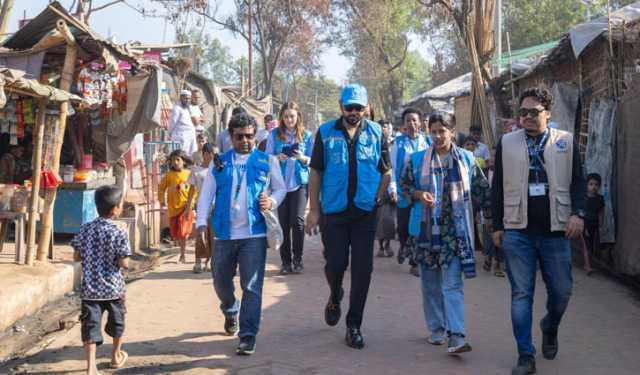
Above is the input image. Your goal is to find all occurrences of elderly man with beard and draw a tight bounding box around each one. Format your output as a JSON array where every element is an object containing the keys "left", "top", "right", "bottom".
[{"left": 306, "top": 84, "right": 392, "bottom": 349}]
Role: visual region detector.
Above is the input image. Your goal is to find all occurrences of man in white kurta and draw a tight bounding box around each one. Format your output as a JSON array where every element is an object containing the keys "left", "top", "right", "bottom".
[{"left": 169, "top": 90, "right": 198, "bottom": 155}]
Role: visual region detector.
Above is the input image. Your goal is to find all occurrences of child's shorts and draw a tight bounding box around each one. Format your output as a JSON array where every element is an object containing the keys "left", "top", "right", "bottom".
[
  {"left": 169, "top": 212, "right": 194, "bottom": 240},
  {"left": 80, "top": 299, "right": 126, "bottom": 345}
]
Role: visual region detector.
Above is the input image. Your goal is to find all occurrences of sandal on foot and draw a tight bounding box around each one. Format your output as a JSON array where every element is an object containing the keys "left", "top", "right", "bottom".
[
  {"left": 111, "top": 350, "right": 128, "bottom": 369},
  {"left": 482, "top": 259, "right": 492, "bottom": 272}
]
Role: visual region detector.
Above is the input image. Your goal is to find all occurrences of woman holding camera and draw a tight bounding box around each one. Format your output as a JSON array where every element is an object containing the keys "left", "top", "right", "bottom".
[{"left": 266, "top": 102, "right": 314, "bottom": 275}]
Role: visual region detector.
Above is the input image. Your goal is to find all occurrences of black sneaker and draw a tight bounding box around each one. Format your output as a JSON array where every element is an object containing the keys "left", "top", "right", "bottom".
[
  {"left": 292, "top": 261, "right": 304, "bottom": 274},
  {"left": 345, "top": 327, "right": 365, "bottom": 349},
  {"left": 224, "top": 315, "right": 238, "bottom": 336},
  {"left": 397, "top": 247, "right": 406, "bottom": 264},
  {"left": 236, "top": 336, "right": 256, "bottom": 355},
  {"left": 280, "top": 264, "right": 293, "bottom": 275},
  {"left": 324, "top": 289, "right": 343, "bottom": 326},
  {"left": 541, "top": 321, "right": 558, "bottom": 360},
  {"left": 511, "top": 355, "right": 536, "bottom": 375}
]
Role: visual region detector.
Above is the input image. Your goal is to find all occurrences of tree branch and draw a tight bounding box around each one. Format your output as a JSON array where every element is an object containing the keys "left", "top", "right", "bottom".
[{"left": 90, "top": 0, "right": 124, "bottom": 13}]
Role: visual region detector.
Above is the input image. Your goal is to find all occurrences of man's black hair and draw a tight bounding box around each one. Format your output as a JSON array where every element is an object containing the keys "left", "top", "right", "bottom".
[
  {"left": 519, "top": 88, "right": 553, "bottom": 110},
  {"left": 264, "top": 114, "right": 274, "bottom": 122},
  {"left": 232, "top": 106, "right": 247, "bottom": 116},
  {"left": 228, "top": 112, "right": 257, "bottom": 135},
  {"left": 95, "top": 185, "right": 123, "bottom": 217},
  {"left": 401, "top": 107, "right": 422, "bottom": 121},
  {"left": 469, "top": 124, "right": 482, "bottom": 133},
  {"left": 587, "top": 173, "right": 602, "bottom": 185},
  {"left": 378, "top": 119, "right": 391, "bottom": 127},
  {"left": 463, "top": 136, "right": 477, "bottom": 145}
]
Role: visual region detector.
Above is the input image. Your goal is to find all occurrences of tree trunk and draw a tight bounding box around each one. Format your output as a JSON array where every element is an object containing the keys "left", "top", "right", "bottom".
[{"left": 0, "top": 0, "right": 15, "bottom": 37}]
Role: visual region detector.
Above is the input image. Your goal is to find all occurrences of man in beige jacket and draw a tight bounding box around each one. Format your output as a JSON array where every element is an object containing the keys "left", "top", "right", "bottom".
[{"left": 491, "top": 88, "right": 585, "bottom": 375}]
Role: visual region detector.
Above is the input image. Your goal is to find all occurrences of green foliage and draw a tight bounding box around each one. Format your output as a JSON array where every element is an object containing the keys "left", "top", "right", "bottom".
[
  {"left": 504, "top": 0, "right": 637, "bottom": 50},
  {"left": 180, "top": 29, "right": 243, "bottom": 86}
]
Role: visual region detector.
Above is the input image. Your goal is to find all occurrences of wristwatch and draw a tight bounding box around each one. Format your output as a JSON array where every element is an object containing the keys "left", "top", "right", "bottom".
[{"left": 573, "top": 209, "right": 585, "bottom": 219}]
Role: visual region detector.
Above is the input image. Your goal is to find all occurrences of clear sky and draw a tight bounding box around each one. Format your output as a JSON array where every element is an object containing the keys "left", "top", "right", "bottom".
[{"left": 7, "top": 0, "right": 353, "bottom": 83}]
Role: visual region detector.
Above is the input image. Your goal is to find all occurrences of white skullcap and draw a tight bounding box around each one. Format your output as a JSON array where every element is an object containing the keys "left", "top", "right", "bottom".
[{"left": 180, "top": 90, "right": 192, "bottom": 97}]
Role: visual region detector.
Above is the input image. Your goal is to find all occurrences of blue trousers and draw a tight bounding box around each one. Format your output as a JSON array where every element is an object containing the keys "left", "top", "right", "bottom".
[
  {"left": 502, "top": 230, "right": 573, "bottom": 356},
  {"left": 212, "top": 237, "right": 267, "bottom": 338},
  {"left": 420, "top": 256, "right": 466, "bottom": 336}
]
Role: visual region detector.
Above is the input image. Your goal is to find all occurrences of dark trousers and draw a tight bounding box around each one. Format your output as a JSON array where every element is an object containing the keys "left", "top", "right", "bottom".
[
  {"left": 396, "top": 206, "right": 417, "bottom": 266},
  {"left": 278, "top": 186, "right": 307, "bottom": 266},
  {"left": 321, "top": 209, "right": 377, "bottom": 329}
]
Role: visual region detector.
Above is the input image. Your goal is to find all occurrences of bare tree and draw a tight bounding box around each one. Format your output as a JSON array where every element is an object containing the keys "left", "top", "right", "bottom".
[
  {"left": 74, "top": 0, "right": 126, "bottom": 24},
  {"left": 418, "top": 0, "right": 496, "bottom": 147}
]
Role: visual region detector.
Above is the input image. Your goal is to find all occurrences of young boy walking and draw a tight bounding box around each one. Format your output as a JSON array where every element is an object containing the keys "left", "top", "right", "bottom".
[{"left": 72, "top": 185, "right": 131, "bottom": 374}]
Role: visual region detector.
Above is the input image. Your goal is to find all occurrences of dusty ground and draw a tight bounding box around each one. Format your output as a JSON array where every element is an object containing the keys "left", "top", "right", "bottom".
[{"left": 2, "top": 234, "right": 640, "bottom": 375}]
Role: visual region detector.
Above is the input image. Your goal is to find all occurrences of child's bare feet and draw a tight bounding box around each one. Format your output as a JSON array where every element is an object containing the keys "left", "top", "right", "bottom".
[{"left": 110, "top": 350, "right": 128, "bottom": 369}]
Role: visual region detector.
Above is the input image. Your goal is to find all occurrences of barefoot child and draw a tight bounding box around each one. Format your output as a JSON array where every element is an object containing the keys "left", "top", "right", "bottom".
[
  {"left": 186, "top": 143, "right": 215, "bottom": 273},
  {"left": 72, "top": 185, "right": 131, "bottom": 374},
  {"left": 158, "top": 149, "right": 194, "bottom": 263}
]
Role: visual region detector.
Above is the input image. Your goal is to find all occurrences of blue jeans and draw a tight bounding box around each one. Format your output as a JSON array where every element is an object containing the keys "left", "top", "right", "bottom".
[
  {"left": 212, "top": 237, "right": 267, "bottom": 338},
  {"left": 502, "top": 230, "right": 573, "bottom": 356},
  {"left": 420, "top": 256, "right": 465, "bottom": 336}
]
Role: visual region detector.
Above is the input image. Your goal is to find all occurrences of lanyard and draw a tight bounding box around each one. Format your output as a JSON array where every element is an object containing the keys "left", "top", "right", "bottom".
[
  {"left": 527, "top": 129, "right": 549, "bottom": 183},
  {"left": 232, "top": 153, "right": 247, "bottom": 206}
]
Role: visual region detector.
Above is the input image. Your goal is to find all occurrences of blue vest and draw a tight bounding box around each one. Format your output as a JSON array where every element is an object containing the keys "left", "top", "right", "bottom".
[
  {"left": 407, "top": 146, "right": 475, "bottom": 237},
  {"left": 319, "top": 119, "right": 382, "bottom": 214},
  {"left": 271, "top": 129, "right": 312, "bottom": 186},
  {"left": 211, "top": 149, "right": 270, "bottom": 240},
  {"left": 394, "top": 134, "right": 431, "bottom": 208}
]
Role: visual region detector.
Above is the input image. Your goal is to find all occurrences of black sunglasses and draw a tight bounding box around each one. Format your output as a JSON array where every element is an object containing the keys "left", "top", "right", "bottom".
[
  {"left": 344, "top": 104, "right": 365, "bottom": 112},
  {"left": 233, "top": 133, "right": 255, "bottom": 141},
  {"left": 518, "top": 108, "right": 545, "bottom": 118}
]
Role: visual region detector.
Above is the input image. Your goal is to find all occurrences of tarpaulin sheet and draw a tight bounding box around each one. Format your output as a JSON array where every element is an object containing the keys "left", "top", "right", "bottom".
[
  {"left": 105, "top": 68, "right": 162, "bottom": 162},
  {"left": 615, "top": 82, "right": 640, "bottom": 276},
  {"left": 550, "top": 82, "right": 579, "bottom": 133},
  {"left": 585, "top": 97, "right": 616, "bottom": 244}
]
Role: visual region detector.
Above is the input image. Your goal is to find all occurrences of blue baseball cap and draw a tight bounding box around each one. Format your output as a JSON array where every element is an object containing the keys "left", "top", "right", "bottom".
[{"left": 340, "top": 84, "right": 368, "bottom": 106}]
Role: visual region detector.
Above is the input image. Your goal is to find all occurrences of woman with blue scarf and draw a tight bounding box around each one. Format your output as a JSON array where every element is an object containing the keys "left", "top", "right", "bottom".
[{"left": 400, "top": 112, "right": 490, "bottom": 354}]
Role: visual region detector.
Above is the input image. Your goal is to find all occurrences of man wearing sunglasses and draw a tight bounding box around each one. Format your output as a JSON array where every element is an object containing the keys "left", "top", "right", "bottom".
[
  {"left": 491, "top": 88, "right": 585, "bottom": 375},
  {"left": 306, "top": 84, "right": 392, "bottom": 349},
  {"left": 196, "top": 112, "right": 286, "bottom": 355}
]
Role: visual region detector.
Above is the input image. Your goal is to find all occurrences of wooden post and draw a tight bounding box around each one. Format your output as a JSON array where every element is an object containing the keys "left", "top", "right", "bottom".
[
  {"left": 25, "top": 98, "right": 47, "bottom": 266},
  {"left": 36, "top": 20, "right": 76, "bottom": 262}
]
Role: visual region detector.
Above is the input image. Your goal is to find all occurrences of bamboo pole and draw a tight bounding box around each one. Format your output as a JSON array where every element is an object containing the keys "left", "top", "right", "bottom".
[
  {"left": 24, "top": 98, "right": 47, "bottom": 266},
  {"left": 36, "top": 20, "right": 76, "bottom": 262}
]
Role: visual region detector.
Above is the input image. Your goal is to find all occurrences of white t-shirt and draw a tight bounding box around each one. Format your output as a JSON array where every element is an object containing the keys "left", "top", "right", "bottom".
[{"left": 474, "top": 141, "right": 491, "bottom": 161}]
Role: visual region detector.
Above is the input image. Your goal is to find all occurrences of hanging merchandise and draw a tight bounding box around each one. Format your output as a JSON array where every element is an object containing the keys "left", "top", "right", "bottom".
[
  {"left": 15, "top": 99, "right": 25, "bottom": 139},
  {"left": 22, "top": 98, "right": 35, "bottom": 125}
]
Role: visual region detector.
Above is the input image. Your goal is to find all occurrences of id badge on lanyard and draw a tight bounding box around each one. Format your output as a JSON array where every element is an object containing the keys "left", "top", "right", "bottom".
[{"left": 528, "top": 130, "right": 549, "bottom": 197}]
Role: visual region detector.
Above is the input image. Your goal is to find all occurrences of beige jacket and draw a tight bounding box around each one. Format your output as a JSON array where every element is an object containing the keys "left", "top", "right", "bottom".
[{"left": 501, "top": 128, "right": 573, "bottom": 232}]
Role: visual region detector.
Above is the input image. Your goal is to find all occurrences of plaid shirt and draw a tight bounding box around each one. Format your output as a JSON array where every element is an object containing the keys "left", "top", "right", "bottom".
[{"left": 71, "top": 217, "right": 132, "bottom": 300}]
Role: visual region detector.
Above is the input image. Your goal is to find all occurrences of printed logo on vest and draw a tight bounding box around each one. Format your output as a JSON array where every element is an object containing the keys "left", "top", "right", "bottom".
[{"left": 555, "top": 139, "right": 568, "bottom": 153}]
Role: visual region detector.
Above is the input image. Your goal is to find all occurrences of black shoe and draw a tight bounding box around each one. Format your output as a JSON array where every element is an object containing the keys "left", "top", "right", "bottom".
[
  {"left": 409, "top": 265, "right": 420, "bottom": 277},
  {"left": 397, "top": 247, "right": 406, "bottom": 264},
  {"left": 280, "top": 264, "right": 292, "bottom": 275},
  {"left": 541, "top": 321, "right": 558, "bottom": 360},
  {"left": 224, "top": 315, "right": 238, "bottom": 336},
  {"left": 324, "top": 289, "right": 343, "bottom": 326},
  {"left": 292, "top": 261, "right": 304, "bottom": 274},
  {"left": 236, "top": 336, "right": 256, "bottom": 355},
  {"left": 345, "top": 327, "right": 365, "bottom": 349},
  {"left": 511, "top": 355, "right": 536, "bottom": 375}
]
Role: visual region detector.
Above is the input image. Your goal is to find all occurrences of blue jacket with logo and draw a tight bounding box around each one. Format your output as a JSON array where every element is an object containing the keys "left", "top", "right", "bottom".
[
  {"left": 393, "top": 133, "right": 431, "bottom": 208},
  {"left": 211, "top": 149, "right": 270, "bottom": 239},
  {"left": 271, "top": 129, "right": 313, "bottom": 186},
  {"left": 318, "top": 119, "right": 382, "bottom": 214}
]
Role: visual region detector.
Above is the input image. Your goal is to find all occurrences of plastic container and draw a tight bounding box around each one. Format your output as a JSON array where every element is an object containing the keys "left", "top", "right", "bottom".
[
  {"left": 81, "top": 154, "right": 93, "bottom": 170},
  {"left": 62, "top": 165, "right": 75, "bottom": 183}
]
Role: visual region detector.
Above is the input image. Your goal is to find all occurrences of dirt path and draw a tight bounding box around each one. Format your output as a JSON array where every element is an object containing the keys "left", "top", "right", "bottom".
[{"left": 3, "top": 234, "right": 640, "bottom": 374}]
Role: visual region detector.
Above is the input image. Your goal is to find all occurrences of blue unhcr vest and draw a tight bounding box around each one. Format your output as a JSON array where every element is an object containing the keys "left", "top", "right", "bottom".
[
  {"left": 318, "top": 119, "right": 382, "bottom": 214},
  {"left": 407, "top": 146, "right": 475, "bottom": 237},
  {"left": 394, "top": 133, "right": 431, "bottom": 208},
  {"left": 211, "top": 149, "right": 270, "bottom": 240},
  {"left": 271, "top": 129, "right": 312, "bottom": 186}
]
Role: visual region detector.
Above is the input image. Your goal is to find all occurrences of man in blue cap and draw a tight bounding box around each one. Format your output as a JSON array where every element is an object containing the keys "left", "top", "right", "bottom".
[{"left": 306, "top": 84, "right": 392, "bottom": 349}]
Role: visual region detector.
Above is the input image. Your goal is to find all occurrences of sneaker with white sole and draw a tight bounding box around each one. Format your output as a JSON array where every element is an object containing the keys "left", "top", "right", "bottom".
[{"left": 447, "top": 333, "right": 472, "bottom": 354}]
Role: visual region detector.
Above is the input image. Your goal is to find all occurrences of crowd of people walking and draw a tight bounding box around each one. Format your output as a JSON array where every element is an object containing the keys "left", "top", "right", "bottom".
[{"left": 71, "top": 83, "right": 600, "bottom": 375}]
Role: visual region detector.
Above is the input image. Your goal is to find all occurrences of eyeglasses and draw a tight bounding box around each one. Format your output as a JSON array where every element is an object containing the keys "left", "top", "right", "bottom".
[
  {"left": 518, "top": 108, "right": 545, "bottom": 118},
  {"left": 233, "top": 133, "right": 255, "bottom": 141},
  {"left": 344, "top": 104, "right": 366, "bottom": 113}
]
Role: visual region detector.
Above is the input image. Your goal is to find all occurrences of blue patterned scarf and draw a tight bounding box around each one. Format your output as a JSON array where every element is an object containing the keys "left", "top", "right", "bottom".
[{"left": 417, "top": 146, "right": 476, "bottom": 278}]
